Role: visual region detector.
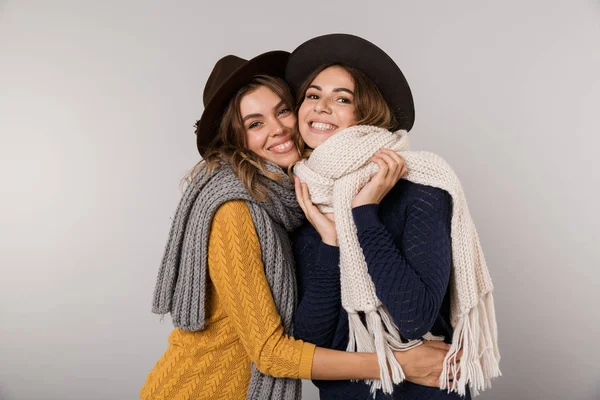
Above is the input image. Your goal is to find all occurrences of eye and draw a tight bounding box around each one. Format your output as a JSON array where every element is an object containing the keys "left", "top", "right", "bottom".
[
  {"left": 306, "top": 93, "right": 319, "bottom": 100},
  {"left": 278, "top": 107, "right": 290, "bottom": 116},
  {"left": 248, "top": 121, "right": 262, "bottom": 129},
  {"left": 336, "top": 97, "right": 352, "bottom": 104}
]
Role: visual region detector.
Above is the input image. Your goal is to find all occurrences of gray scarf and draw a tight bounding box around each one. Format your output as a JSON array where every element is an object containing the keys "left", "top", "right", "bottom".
[{"left": 152, "top": 162, "right": 305, "bottom": 400}]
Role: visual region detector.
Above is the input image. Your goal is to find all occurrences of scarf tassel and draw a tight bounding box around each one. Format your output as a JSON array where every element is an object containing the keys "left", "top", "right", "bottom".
[
  {"left": 347, "top": 306, "right": 422, "bottom": 396},
  {"left": 440, "top": 292, "right": 502, "bottom": 396}
]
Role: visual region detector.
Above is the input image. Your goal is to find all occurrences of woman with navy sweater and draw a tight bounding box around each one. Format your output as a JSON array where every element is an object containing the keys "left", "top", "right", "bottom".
[{"left": 287, "top": 34, "right": 472, "bottom": 399}]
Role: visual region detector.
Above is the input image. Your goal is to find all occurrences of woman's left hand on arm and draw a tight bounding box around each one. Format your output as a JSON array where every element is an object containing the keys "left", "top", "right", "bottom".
[
  {"left": 352, "top": 149, "right": 407, "bottom": 208},
  {"left": 295, "top": 176, "right": 338, "bottom": 246}
]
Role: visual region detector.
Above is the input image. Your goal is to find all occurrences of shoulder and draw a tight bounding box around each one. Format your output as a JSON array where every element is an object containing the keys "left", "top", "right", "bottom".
[
  {"left": 212, "top": 200, "right": 255, "bottom": 233},
  {"left": 395, "top": 181, "right": 451, "bottom": 217},
  {"left": 214, "top": 200, "right": 251, "bottom": 220},
  {"left": 385, "top": 180, "right": 450, "bottom": 205},
  {"left": 408, "top": 182, "right": 450, "bottom": 204},
  {"left": 208, "top": 201, "right": 261, "bottom": 263}
]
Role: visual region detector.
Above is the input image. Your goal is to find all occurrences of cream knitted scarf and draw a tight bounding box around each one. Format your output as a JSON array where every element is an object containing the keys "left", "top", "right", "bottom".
[{"left": 293, "top": 125, "right": 501, "bottom": 396}]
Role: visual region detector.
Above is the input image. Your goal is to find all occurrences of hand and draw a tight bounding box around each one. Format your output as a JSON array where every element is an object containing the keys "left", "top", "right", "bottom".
[
  {"left": 352, "top": 149, "right": 407, "bottom": 208},
  {"left": 294, "top": 176, "right": 338, "bottom": 246},
  {"left": 394, "top": 341, "right": 462, "bottom": 388}
]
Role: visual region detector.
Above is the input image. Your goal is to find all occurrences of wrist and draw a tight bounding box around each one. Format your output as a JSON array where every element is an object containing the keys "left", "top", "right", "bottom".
[
  {"left": 321, "top": 234, "right": 338, "bottom": 247},
  {"left": 360, "top": 353, "right": 381, "bottom": 380},
  {"left": 352, "top": 204, "right": 381, "bottom": 230},
  {"left": 393, "top": 351, "right": 410, "bottom": 374},
  {"left": 352, "top": 199, "right": 377, "bottom": 208}
]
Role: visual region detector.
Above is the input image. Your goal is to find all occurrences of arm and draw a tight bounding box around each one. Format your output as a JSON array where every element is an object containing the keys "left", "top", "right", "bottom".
[
  {"left": 353, "top": 187, "right": 452, "bottom": 339},
  {"left": 208, "top": 200, "right": 313, "bottom": 379},
  {"left": 293, "top": 233, "right": 341, "bottom": 348},
  {"left": 208, "top": 200, "right": 379, "bottom": 380},
  {"left": 208, "top": 200, "right": 454, "bottom": 384}
]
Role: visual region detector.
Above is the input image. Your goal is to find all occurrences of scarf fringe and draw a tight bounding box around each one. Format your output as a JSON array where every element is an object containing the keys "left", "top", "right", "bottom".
[
  {"left": 295, "top": 126, "right": 501, "bottom": 396},
  {"left": 440, "top": 292, "right": 501, "bottom": 396},
  {"left": 347, "top": 306, "right": 422, "bottom": 395}
]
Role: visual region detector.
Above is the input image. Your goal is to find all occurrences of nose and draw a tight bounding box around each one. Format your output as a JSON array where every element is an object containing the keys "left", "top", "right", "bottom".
[
  {"left": 269, "top": 117, "right": 286, "bottom": 137},
  {"left": 314, "top": 97, "right": 331, "bottom": 114}
]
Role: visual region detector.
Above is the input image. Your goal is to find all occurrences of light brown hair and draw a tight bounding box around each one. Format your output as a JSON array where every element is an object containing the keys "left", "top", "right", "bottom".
[
  {"left": 186, "top": 75, "right": 298, "bottom": 201},
  {"left": 294, "top": 63, "right": 398, "bottom": 158}
]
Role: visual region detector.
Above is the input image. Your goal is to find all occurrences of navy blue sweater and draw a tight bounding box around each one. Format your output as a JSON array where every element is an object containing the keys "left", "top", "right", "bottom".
[{"left": 292, "top": 180, "right": 471, "bottom": 399}]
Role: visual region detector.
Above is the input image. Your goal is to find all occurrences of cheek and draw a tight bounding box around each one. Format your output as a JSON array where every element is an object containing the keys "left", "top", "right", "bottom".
[
  {"left": 285, "top": 114, "right": 298, "bottom": 130},
  {"left": 298, "top": 102, "right": 310, "bottom": 123},
  {"left": 298, "top": 104, "right": 310, "bottom": 136},
  {"left": 338, "top": 108, "right": 357, "bottom": 128},
  {"left": 245, "top": 132, "right": 264, "bottom": 154}
]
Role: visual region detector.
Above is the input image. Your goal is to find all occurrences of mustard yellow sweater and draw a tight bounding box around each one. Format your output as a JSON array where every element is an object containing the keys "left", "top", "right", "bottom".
[{"left": 141, "top": 200, "right": 315, "bottom": 400}]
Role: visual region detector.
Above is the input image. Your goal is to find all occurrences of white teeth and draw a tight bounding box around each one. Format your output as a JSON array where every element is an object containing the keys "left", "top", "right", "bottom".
[
  {"left": 311, "top": 122, "right": 335, "bottom": 131},
  {"left": 272, "top": 140, "right": 293, "bottom": 151}
]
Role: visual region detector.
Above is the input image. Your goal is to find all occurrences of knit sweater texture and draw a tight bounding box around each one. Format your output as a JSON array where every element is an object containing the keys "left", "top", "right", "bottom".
[
  {"left": 142, "top": 200, "right": 315, "bottom": 400},
  {"left": 293, "top": 180, "right": 471, "bottom": 399}
]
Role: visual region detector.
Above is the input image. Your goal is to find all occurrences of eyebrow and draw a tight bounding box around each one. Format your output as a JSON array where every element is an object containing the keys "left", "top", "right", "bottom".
[
  {"left": 307, "top": 84, "right": 354, "bottom": 95},
  {"left": 242, "top": 100, "right": 286, "bottom": 122}
]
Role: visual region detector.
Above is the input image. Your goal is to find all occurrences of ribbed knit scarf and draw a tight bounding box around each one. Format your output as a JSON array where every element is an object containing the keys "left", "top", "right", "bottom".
[
  {"left": 152, "top": 162, "right": 305, "bottom": 400},
  {"left": 293, "top": 125, "right": 501, "bottom": 397}
]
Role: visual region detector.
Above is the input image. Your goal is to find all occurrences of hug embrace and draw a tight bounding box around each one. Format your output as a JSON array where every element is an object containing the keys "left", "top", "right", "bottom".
[{"left": 141, "top": 34, "right": 501, "bottom": 400}]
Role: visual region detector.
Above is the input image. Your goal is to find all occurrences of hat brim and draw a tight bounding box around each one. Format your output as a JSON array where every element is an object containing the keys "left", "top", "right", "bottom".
[
  {"left": 196, "top": 51, "right": 290, "bottom": 156},
  {"left": 285, "top": 34, "right": 415, "bottom": 131}
]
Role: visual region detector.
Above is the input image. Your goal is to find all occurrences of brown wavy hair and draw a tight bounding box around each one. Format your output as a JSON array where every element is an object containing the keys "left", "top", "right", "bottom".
[
  {"left": 185, "top": 75, "right": 299, "bottom": 201},
  {"left": 294, "top": 63, "right": 398, "bottom": 158}
]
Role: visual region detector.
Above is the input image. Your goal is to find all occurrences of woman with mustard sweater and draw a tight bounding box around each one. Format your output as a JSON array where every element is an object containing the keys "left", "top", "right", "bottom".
[{"left": 140, "top": 51, "right": 457, "bottom": 400}]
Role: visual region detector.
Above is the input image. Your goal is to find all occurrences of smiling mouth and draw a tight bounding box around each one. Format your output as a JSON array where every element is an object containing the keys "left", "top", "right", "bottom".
[
  {"left": 268, "top": 139, "right": 294, "bottom": 154},
  {"left": 310, "top": 121, "right": 338, "bottom": 131}
]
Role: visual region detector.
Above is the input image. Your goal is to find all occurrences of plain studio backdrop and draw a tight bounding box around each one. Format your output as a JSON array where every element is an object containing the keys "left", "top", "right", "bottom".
[{"left": 1, "top": 1, "right": 599, "bottom": 399}]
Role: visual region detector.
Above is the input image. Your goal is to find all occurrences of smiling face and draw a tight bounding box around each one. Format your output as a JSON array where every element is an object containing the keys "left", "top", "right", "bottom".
[
  {"left": 297, "top": 65, "right": 358, "bottom": 149},
  {"left": 240, "top": 85, "right": 299, "bottom": 169}
]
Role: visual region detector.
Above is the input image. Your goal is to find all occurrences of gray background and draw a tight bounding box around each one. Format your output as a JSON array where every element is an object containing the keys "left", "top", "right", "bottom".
[{"left": 1, "top": 1, "right": 599, "bottom": 399}]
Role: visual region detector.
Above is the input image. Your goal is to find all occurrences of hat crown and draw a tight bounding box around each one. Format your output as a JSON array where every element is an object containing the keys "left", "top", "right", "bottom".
[
  {"left": 203, "top": 55, "right": 248, "bottom": 106},
  {"left": 194, "top": 51, "right": 289, "bottom": 156},
  {"left": 286, "top": 33, "right": 415, "bottom": 131}
]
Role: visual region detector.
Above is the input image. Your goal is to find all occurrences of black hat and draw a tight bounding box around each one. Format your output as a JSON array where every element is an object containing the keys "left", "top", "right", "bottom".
[
  {"left": 195, "top": 51, "right": 290, "bottom": 155},
  {"left": 285, "top": 34, "right": 415, "bottom": 131}
]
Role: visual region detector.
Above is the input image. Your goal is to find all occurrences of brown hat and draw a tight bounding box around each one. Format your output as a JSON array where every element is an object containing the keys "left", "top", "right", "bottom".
[
  {"left": 195, "top": 51, "right": 290, "bottom": 156},
  {"left": 285, "top": 34, "right": 415, "bottom": 131}
]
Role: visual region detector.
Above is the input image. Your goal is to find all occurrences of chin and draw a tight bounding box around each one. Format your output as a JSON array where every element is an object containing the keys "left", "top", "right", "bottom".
[
  {"left": 271, "top": 156, "right": 298, "bottom": 170},
  {"left": 306, "top": 137, "right": 327, "bottom": 149}
]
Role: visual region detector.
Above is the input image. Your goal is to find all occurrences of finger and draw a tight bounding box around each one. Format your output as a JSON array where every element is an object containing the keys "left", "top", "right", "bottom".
[
  {"left": 382, "top": 150, "right": 407, "bottom": 179},
  {"left": 376, "top": 151, "right": 404, "bottom": 184},
  {"left": 375, "top": 150, "right": 398, "bottom": 174},
  {"left": 294, "top": 177, "right": 303, "bottom": 206},
  {"left": 447, "top": 363, "right": 461, "bottom": 382},
  {"left": 294, "top": 177, "right": 307, "bottom": 214},
  {"left": 301, "top": 182, "right": 314, "bottom": 210},
  {"left": 380, "top": 148, "right": 403, "bottom": 161},
  {"left": 400, "top": 163, "right": 408, "bottom": 178},
  {"left": 443, "top": 349, "right": 462, "bottom": 366},
  {"left": 381, "top": 149, "right": 405, "bottom": 169},
  {"left": 455, "top": 349, "right": 463, "bottom": 362},
  {"left": 302, "top": 183, "right": 326, "bottom": 220},
  {"left": 379, "top": 149, "right": 405, "bottom": 170},
  {"left": 371, "top": 156, "right": 389, "bottom": 180}
]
